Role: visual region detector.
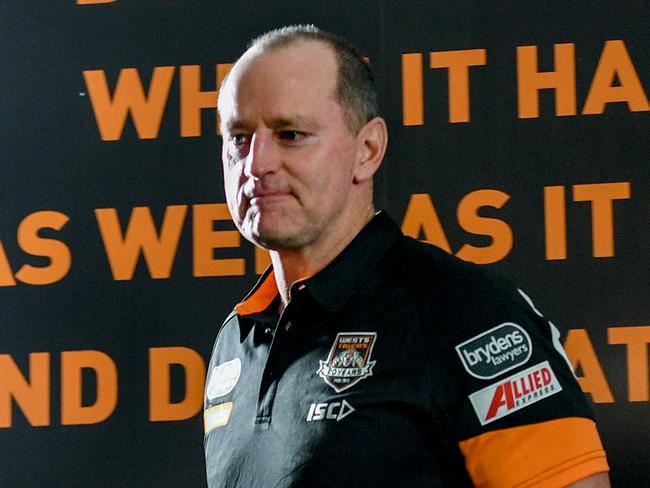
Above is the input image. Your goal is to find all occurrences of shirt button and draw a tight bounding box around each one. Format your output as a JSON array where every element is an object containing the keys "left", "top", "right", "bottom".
[
  {"left": 264, "top": 327, "right": 272, "bottom": 336},
  {"left": 285, "top": 321, "right": 292, "bottom": 331}
]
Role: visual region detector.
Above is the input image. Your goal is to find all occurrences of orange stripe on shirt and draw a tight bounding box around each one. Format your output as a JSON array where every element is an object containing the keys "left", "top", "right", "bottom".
[
  {"left": 234, "top": 270, "right": 278, "bottom": 316},
  {"left": 458, "top": 417, "right": 609, "bottom": 488}
]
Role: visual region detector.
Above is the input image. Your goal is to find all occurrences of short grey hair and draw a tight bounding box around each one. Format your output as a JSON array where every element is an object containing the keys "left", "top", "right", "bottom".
[{"left": 233, "top": 24, "right": 380, "bottom": 133}]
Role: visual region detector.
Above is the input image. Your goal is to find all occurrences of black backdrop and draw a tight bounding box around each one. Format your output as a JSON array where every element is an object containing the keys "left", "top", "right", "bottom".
[{"left": 1, "top": 1, "right": 648, "bottom": 486}]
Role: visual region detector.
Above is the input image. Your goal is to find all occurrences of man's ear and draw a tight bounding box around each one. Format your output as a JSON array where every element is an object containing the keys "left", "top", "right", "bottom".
[{"left": 353, "top": 117, "right": 388, "bottom": 184}]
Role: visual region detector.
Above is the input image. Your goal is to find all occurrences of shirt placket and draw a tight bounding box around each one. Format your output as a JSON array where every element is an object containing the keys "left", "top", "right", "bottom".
[{"left": 254, "top": 302, "right": 297, "bottom": 430}]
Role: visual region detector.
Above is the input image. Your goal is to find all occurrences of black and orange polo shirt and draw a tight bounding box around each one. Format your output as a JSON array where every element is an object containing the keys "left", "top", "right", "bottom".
[{"left": 203, "top": 212, "right": 608, "bottom": 487}]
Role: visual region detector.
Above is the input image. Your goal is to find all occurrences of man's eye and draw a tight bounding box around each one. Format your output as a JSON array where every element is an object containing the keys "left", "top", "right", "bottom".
[
  {"left": 230, "top": 134, "right": 248, "bottom": 146},
  {"left": 278, "top": 131, "right": 304, "bottom": 142}
]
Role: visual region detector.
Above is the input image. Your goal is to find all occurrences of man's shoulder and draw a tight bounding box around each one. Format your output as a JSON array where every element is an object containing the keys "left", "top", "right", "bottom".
[
  {"left": 210, "top": 310, "right": 242, "bottom": 354},
  {"left": 379, "top": 234, "right": 516, "bottom": 307}
]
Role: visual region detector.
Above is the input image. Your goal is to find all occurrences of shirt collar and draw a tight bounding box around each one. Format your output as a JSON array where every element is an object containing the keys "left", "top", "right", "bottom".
[
  {"left": 235, "top": 268, "right": 278, "bottom": 317},
  {"left": 296, "top": 211, "right": 402, "bottom": 312},
  {"left": 233, "top": 267, "right": 279, "bottom": 342},
  {"left": 234, "top": 211, "right": 402, "bottom": 332}
]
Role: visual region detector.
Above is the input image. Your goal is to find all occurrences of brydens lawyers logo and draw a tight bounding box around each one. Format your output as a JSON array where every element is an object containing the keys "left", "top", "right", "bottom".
[
  {"left": 317, "top": 332, "right": 377, "bottom": 392},
  {"left": 456, "top": 323, "right": 532, "bottom": 379},
  {"left": 469, "top": 361, "right": 562, "bottom": 426}
]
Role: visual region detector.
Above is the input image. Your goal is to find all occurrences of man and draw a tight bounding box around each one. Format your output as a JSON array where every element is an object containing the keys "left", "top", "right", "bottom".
[{"left": 204, "top": 25, "right": 610, "bottom": 487}]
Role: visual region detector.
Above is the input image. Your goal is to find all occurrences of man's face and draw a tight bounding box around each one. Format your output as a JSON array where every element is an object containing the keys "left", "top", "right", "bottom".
[{"left": 219, "top": 41, "right": 361, "bottom": 251}]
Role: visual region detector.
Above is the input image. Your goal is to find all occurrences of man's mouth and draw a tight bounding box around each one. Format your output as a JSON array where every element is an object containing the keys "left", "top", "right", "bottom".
[{"left": 247, "top": 188, "right": 291, "bottom": 206}]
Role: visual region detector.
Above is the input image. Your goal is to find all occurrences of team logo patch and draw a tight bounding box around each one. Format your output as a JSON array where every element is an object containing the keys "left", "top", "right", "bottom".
[
  {"left": 206, "top": 358, "right": 241, "bottom": 400},
  {"left": 456, "top": 323, "right": 532, "bottom": 379},
  {"left": 317, "top": 332, "right": 377, "bottom": 392},
  {"left": 469, "top": 361, "right": 562, "bottom": 426}
]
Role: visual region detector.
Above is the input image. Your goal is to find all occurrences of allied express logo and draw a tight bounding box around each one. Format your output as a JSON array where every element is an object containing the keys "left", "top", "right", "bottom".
[
  {"left": 317, "top": 332, "right": 377, "bottom": 392},
  {"left": 456, "top": 323, "right": 532, "bottom": 379},
  {"left": 469, "top": 361, "right": 562, "bottom": 426}
]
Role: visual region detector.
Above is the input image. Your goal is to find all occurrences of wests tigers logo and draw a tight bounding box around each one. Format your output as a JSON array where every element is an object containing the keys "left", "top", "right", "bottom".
[{"left": 317, "top": 332, "right": 377, "bottom": 392}]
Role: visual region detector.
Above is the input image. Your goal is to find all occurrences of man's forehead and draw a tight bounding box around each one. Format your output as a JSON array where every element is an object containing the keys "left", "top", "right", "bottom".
[
  {"left": 226, "top": 39, "right": 338, "bottom": 96},
  {"left": 244, "top": 38, "right": 336, "bottom": 70},
  {"left": 219, "top": 40, "right": 340, "bottom": 125},
  {"left": 223, "top": 114, "right": 321, "bottom": 131}
]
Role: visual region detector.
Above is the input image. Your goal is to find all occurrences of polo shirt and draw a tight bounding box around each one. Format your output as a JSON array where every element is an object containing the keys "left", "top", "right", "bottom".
[{"left": 203, "top": 211, "right": 608, "bottom": 487}]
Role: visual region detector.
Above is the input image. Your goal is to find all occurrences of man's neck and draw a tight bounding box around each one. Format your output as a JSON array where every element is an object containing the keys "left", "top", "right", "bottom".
[{"left": 270, "top": 205, "right": 375, "bottom": 307}]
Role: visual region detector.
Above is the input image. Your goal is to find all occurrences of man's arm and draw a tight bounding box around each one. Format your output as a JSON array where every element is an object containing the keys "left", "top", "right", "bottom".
[{"left": 568, "top": 472, "right": 610, "bottom": 487}]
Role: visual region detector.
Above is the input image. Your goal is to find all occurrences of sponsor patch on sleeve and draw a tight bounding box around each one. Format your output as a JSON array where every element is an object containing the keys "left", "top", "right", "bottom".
[
  {"left": 206, "top": 358, "right": 241, "bottom": 400},
  {"left": 204, "top": 402, "right": 233, "bottom": 434},
  {"left": 468, "top": 361, "right": 562, "bottom": 426},
  {"left": 456, "top": 322, "right": 532, "bottom": 379}
]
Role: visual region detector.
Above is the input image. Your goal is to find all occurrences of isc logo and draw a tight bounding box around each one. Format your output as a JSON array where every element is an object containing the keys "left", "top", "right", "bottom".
[{"left": 306, "top": 400, "right": 355, "bottom": 422}]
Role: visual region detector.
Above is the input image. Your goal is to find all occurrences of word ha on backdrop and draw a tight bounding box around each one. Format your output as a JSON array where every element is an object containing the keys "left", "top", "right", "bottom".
[{"left": 79, "top": 40, "right": 648, "bottom": 141}]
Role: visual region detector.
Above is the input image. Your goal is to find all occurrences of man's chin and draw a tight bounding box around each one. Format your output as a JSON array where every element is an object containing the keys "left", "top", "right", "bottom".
[{"left": 247, "top": 227, "right": 310, "bottom": 251}]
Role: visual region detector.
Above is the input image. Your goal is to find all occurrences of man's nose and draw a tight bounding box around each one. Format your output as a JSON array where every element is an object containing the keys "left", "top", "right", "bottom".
[{"left": 244, "top": 132, "right": 279, "bottom": 179}]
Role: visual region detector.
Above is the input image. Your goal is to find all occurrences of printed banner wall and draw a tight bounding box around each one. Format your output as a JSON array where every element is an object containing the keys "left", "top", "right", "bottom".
[{"left": 2, "top": 1, "right": 648, "bottom": 486}]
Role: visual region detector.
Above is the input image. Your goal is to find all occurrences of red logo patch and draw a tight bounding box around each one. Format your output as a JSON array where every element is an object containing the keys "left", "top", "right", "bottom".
[{"left": 469, "top": 361, "right": 562, "bottom": 425}]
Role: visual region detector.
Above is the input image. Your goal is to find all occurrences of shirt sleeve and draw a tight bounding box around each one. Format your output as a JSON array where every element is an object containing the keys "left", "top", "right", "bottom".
[
  {"left": 429, "top": 275, "right": 609, "bottom": 487},
  {"left": 458, "top": 417, "right": 608, "bottom": 487}
]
